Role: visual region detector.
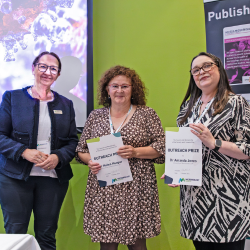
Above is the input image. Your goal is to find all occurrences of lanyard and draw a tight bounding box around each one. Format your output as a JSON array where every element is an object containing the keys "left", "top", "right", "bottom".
[
  {"left": 109, "top": 105, "right": 132, "bottom": 134},
  {"left": 191, "top": 96, "right": 214, "bottom": 124}
]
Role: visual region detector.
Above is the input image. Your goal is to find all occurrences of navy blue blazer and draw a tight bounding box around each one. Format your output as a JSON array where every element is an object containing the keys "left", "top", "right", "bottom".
[{"left": 0, "top": 86, "right": 78, "bottom": 183}]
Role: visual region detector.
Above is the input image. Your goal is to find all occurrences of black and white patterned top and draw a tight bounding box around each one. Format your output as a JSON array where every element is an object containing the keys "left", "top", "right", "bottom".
[
  {"left": 177, "top": 94, "right": 250, "bottom": 242},
  {"left": 76, "top": 105, "right": 165, "bottom": 245}
]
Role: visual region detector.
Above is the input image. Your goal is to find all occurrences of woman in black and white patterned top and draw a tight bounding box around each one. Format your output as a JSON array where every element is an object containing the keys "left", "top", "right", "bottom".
[{"left": 173, "top": 52, "right": 250, "bottom": 250}]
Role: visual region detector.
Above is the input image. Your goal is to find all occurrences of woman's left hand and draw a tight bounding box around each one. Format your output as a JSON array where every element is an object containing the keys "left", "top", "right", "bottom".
[
  {"left": 189, "top": 123, "right": 215, "bottom": 150},
  {"left": 35, "top": 154, "right": 59, "bottom": 170},
  {"left": 117, "top": 145, "right": 137, "bottom": 159}
]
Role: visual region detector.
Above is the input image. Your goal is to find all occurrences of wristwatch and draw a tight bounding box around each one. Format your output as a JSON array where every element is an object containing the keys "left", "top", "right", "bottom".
[{"left": 214, "top": 139, "right": 222, "bottom": 151}]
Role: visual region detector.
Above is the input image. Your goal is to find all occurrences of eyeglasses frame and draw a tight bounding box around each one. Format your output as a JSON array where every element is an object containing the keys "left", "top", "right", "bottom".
[
  {"left": 190, "top": 62, "right": 217, "bottom": 76},
  {"left": 35, "top": 63, "right": 60, "bottom": 75},
  {"left": 108, "top": 84, "right": 132, "bottom": 90}
]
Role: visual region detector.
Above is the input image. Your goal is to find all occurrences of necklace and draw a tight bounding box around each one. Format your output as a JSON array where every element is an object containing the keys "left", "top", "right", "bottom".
[
  {"left": 109, "top": 104, "right": 132, "bottom": 134},
  {"left": 29, "top": 86, "right": 54, "bottom": 101}
]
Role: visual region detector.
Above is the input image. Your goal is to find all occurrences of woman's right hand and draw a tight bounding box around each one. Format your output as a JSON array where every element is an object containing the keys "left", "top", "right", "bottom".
[
  {"left": 161, "top": 174, "right": 180, "bottom": 188},
  {"left": 88, "top": 160, "right": 101, "bottom": 174},
  {"left": 22, "top": 149, "right": 48, "bottom": 164}
]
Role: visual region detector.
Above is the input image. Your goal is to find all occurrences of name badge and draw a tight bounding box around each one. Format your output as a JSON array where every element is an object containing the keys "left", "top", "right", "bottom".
[{"left": 54, "top": 110, "right": 63, "bottom": 114}]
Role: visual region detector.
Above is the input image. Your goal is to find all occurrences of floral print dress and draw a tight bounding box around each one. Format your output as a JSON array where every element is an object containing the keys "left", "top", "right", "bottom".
[{"left": 76, "top": 105, "right": 165, "bottom": 245}]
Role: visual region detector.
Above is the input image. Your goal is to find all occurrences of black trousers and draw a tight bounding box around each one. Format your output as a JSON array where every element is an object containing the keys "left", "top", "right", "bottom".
[
  {"left": 193, "top": 239, "right": 245, "bottom": 250},
  {"left": 0, "top": 173, "right": 68, "bottom": 250}
]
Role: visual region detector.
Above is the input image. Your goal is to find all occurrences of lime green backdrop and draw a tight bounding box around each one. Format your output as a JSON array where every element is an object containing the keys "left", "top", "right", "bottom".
[{"left": 0, "top": 1, "right": 206, "bottom": 249}]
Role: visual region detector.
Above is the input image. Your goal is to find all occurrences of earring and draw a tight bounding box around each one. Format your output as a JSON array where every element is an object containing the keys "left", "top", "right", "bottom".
[{"left": 108, "top": 95, "right": 110, "bottom": 99}]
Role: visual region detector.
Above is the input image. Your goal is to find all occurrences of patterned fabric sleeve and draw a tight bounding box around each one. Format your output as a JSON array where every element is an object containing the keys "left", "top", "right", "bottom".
[
  {"left": 146, "top": 107, "right": 165, "bottom": 164},
  {"left": 177, "top": 101, "right": 189, "bottom": 127},
  {"left": 75, "top": 111, "right": 95, "bottom": 164},
  {"left": 233, "top": 95, "right": 250, "bottom": 157}
]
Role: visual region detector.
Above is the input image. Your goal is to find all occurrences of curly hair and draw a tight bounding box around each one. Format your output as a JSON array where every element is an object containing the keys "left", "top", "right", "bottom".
[
  {"left": 178, "top": 52, "right": 233, "bottom": 125},
  {"left": 98, "top": 65, "right": 147, "bottom": 107}
]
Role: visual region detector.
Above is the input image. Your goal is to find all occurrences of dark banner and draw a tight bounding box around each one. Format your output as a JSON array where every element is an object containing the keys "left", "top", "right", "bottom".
[{"left": 204, "top": 0, "right": 250, "bottom": 96}]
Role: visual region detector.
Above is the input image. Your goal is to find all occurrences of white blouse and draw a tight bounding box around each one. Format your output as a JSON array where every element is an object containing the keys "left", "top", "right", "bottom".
[{"left": 28, "top": 88, "right": 57, "bottom": 178}]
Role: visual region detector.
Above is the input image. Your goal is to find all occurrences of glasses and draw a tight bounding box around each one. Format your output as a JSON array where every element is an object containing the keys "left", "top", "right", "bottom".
[
  {"left": 36, "top": 63, "right": 59, "bottom": 75},
  {"left": 109, "top": 84, "right": 131, "bottom": 90},
  {"left": 190, "top": 62, "right": 217, "bottom": 76}
]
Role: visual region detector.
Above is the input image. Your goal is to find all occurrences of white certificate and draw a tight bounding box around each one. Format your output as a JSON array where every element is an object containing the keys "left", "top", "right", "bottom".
[
  {"left": 165, "top": 127, "right": 202, "bottom": 186},
  {"left": 87, "top": 132, "right": 133, "bottom": 187},
  {"left": 37, "top": 140, "right": 50, "bottom": 154}
]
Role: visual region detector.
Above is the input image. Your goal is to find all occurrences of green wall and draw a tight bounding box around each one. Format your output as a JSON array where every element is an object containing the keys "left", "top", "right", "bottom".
[
  {"left": 90, "top": 1, "right": 206, "bottom": 248},
  {"left": 0, "top": 1, "right": 206, "bottom": 249}
]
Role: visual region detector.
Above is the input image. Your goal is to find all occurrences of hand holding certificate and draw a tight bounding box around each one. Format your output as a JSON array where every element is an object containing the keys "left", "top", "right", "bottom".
[
  {"left": 165, "top": 127, "right": 202, "bottom": 186},
  {"left": 87, "top": 132, "right": 133, "bottom": 187}
]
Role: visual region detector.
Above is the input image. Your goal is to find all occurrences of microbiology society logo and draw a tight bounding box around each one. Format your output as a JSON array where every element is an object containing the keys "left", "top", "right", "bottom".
[
  {"left": 179, "top": 178, "right": 199, "bottom": 183},
  {"left": 179, "top": 178, "right": 185, "bottom": 183},
  {"left": 112, "top": 178, "right": 118, "bottom": 183},
  {"left": 112, "top": 175, "right": 130, "bottom": 183}
]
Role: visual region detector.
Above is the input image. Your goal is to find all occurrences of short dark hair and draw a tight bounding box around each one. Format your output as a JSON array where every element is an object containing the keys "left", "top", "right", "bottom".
[
  {"left": 98, "top": 65, "right": 147, "bottom": 107},
  {"left": 32, "top": 51, "right": 62, "bottom": 72},
  {"left": 178, "top": 52, "right": 234, "bottom": 125}
]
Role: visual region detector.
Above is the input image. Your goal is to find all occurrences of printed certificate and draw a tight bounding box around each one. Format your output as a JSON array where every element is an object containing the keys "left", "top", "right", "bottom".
[
  {"left": 87, "top": 132, "right": 133, "bottom": 187},
  {"left": 165, "top": 127, "right": 202, "bottom": 186}
]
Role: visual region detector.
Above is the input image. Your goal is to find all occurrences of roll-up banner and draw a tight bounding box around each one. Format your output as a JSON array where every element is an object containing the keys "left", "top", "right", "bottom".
[{"left": 204, "top": 0, "right": 250, "bottom": 100}]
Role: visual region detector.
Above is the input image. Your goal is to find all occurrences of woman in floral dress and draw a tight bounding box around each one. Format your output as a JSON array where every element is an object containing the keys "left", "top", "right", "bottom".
[{"left": 76, "top": 65, "right": 165, "bottom": 250}]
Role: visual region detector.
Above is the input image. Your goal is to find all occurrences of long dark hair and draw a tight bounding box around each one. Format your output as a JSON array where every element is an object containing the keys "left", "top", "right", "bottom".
[{"left": 178, "top": 52, "right": 233, "bottom": 125}]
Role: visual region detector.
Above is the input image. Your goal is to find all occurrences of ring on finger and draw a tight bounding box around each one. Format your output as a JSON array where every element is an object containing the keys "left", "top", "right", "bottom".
[{"left": 200, "top": 130, "right": 203, "bottom": 134}]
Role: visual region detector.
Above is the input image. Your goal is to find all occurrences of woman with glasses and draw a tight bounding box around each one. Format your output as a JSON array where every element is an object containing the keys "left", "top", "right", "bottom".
[
  {"left": 0, "top": 51, "right": 78, "bottom": 249},
  {"left": 165, "top": 52, "right": 250, "bottom": 250},
  {"left": 76, "top": 65, "right": 165, "bottom": 250}
]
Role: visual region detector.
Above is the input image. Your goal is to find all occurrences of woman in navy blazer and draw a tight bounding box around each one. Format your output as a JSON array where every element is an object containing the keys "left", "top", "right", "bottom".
[{"left": 0, "top": 51, "right": 78, "bottom": 250}]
